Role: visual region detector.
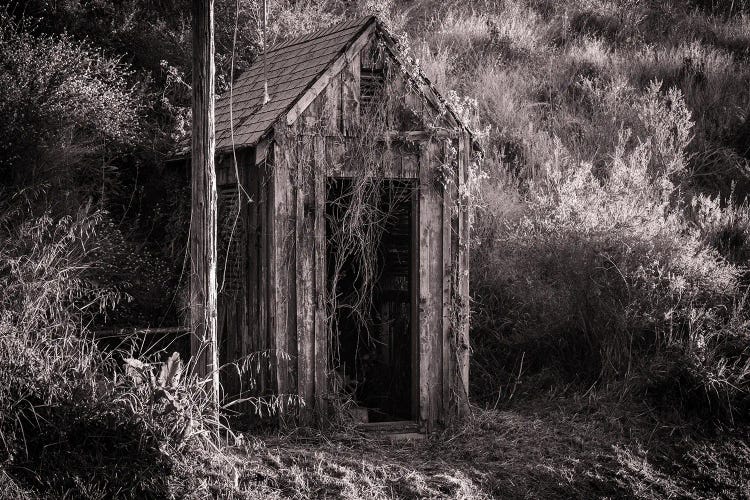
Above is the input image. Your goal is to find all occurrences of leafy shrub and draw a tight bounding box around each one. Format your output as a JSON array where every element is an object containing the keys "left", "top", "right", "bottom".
[
  {"left": 0, "top": 13, "right": 141, "bottom": 195},
  {"left": 471, "top": 82, "right": 750, "bottom": 420},
  {"left": 0, "top": 205, "right": 219, "bottom": 497}
]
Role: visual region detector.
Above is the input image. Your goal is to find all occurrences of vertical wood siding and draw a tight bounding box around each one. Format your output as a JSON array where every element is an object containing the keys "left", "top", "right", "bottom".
[{"left": 223, "top": 32, "right": 472, "bottom": 428}]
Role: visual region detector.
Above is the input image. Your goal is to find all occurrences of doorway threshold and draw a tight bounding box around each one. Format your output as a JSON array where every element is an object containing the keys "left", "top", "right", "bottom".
[
  {"left": 358, "top": 420, "right": 420, "bottom": 433},
  {"left": 357, "top": 420, "right": 425, "bottom": 442}
]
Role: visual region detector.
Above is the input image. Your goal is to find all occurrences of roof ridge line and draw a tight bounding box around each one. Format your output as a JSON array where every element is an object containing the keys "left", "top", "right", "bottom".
[{"left": 267, "top": 15, "right": 375, "bottom": 54}]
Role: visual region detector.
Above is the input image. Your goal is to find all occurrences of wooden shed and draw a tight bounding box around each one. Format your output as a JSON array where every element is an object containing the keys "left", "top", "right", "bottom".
[{"left": 211, "top": 15, "right": 478, "bottom": 430}]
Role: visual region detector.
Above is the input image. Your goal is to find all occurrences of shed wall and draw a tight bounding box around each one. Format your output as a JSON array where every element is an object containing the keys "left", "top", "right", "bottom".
[{"left": 218, "top": 32, "right": 471, "bottom": 428}]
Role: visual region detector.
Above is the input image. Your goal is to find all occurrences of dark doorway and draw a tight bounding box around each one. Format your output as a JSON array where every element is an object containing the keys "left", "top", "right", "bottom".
[{"left": 326, "top": 178, "right": 415, "bottom": 422}]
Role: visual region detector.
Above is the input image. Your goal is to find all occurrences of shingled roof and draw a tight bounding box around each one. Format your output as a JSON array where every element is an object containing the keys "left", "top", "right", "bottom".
[{"left": 214, "top": 15, "right": 376, "bottom": 152}]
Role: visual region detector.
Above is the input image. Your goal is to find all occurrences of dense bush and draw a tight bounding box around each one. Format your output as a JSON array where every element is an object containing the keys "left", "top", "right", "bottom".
[
  {"left": 0, "top": 206, "right": 221, "bottom": 497},
  {"left": 471, "top": 79, "right": 750, "bottom": 419},
  {"left": 0, "top": 14, "right": 142, "bottom": 206}
]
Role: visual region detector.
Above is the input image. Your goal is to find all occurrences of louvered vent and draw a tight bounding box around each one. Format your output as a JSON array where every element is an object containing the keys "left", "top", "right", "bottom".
[
  {"left": 218, "top": 185, "right": 244, "bottom": 296},
  {"left": 360, "top": 68, "right": 385, "bottom": 113}
]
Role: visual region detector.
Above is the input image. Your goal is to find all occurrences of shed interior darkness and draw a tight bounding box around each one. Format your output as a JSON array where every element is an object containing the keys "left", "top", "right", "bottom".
[{"left": 326, "top": 178, "right": 415, "bottom": 422}]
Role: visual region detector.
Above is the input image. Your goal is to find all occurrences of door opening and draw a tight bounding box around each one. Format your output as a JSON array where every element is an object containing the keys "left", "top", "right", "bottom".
[{"left": 326, "top": 178, "right": 416, "bottom": 422}]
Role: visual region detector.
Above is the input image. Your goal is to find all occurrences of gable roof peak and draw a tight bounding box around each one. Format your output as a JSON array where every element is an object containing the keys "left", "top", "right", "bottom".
[{"left": 214, "top": 15, "right": 378, "bottom": 151}]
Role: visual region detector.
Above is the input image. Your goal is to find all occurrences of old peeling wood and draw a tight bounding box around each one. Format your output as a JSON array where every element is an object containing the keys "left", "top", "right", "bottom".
[
  {"left": 428, "top": 141, "right": 444, "bottom": 428},
  {"left": 455, "top": 131, "right": 471, "bottom": 416},
  {"left": 272, "top": 129, "right": 295, "bottom": 397},
  {"left": 260, "top": 149, "right": 272, "bottom": 392},
  {"left": 324, "top": 137, "right": 346, "bottom": 177},
  {"left": 400, "top": 150, "right": 419, "bottom": 179},
  {"left": 418, "top": 140, "right": 444, "bottom": 430},
  {"left": 190, "top": 0, "right": 219, "bottom": 408},
  {"left": 441, "top": 140, "right": 453, "bottom": 423},
  {"left": 410, "top": 182, "right": 420, "bottom": 422},
  {"left": 241, "top": 151, "right": 253, "bottom": 400},
  {"left": 324, "top": 74, "right": 341, "bottom": 135},
  {"left": 216, "top": 148, "right": 252, "bottom": 400},
  {"left": 449, "top": 138, "right": 462, "bottom": 420},
  {"left": 418, "top": 142, "right": 429, "bottom": 427},
  {"left": 247, "top": 154, "right": 261, "bottom": 391}
]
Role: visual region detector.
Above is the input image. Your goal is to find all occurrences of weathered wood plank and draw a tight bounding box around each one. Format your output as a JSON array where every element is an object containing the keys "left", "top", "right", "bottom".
[
  {"left": 455, "top": 131, "right": 471, "bottom": 416},
  {"left": 324, "top": 74, "right": 341, "bottom": 136},
  {"left": 418, "top": 140, "right": 444, "bottom": 430},
  {"left": 272, "top": 130, "right": 294, "bottom": 399},
  {"left": 449, "top": 138, "right": 462, "bottom": 420},
  {"left": 410, "top": 180, "right": 420, "bottom": 422},
  {"left": 313, "top": 135, "right": 328, "bottom": 419},
  {"left": 286, "top": 132, "right": 298, "bottom": 400},
  {"left": 401, "top": 151, "right": 419, "bottom": 179},
  {"left": 441, "top": 140, "right": 453, "bottom": 424},
  {"left": 215, "top": 152, "right": 247, "bottom": 400},
  {"left": 286, "top": 22, "right": 375, "bottom": 126},
  {"left": 418, "top": 141, "right": 429, "bottom": 428},
  {"left": 247, "top": 154, "right": 260, "bottom": 393},
  {"left": 428, "top": 141, "right": 444, "bottom": 428},
  {"left": 295, "top": 139, "right": 315, "bottom": 424},
  {"left": 258, "top": 148, "right": 281, "bottom": 394},
  {"left": 255, "top": 139, "right": 269, "bottom": 164},
  {"left": 324, "top": 136, "right": 346, "bottom": 177},
  {"left": 340, "top": 52, "right": 360, "bottom": 136},
  {"left": 239, "top": 150, "right": 253, "bottom": 401}
]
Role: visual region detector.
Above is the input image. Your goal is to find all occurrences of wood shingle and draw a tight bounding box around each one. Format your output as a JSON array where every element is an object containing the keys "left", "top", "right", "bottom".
[{"left": 214, "top": 16, "right": 375, "bottom": 151}]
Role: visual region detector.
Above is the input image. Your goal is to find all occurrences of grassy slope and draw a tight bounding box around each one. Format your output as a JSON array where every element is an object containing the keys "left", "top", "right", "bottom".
[
  {"left": 408, "top": 0, "right": 750, "bottom": 191},
  {"left": 168, "top": 398, "right": 750, "bottom": 499}
]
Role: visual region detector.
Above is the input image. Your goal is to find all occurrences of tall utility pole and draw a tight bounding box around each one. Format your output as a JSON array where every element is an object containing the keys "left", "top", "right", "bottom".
[{"left": 191, "top": 0, "right": 219, "bottom": 410}]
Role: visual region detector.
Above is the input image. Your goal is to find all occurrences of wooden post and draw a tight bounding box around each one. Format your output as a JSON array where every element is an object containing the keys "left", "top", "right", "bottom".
[{"left": 190, "top": 0, "right": 219, "bottom": 410}]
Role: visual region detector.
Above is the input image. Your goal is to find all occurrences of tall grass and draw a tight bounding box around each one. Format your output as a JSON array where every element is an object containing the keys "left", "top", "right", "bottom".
[
  {"left": 395, "top": 0, "right": 750, "bottom": 420},
  {"left": 0, "top": 201, "right": 224, "bottom": 497},
  {"left": 469, "top": 76, "right": 750, "bottom": 420}
]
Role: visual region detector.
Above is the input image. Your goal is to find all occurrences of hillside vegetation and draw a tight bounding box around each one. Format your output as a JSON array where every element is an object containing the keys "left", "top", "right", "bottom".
[
  {"left": 410, "top": 0, "right": 750, "bottom": 419},
  {"left": 1, "top": 0, "right": 750, "bottom": 498}
]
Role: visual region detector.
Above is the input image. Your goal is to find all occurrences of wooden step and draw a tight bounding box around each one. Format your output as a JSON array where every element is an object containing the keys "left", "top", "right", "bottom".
[{"left": 358, "top": 420, "right": 420, "bottom": 433}]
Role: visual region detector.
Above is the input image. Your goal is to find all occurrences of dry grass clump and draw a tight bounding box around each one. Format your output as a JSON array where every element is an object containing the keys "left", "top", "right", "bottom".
[{"left": 0, "top": 204, "right": 223, "bottom": 498}]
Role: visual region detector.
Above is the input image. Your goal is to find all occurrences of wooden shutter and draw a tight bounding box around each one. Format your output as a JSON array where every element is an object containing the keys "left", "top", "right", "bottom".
[
  {"left": 360, "top": 68, "right": 385, "bottom": 113},
  {"left": 217, "top": 185, "right": 244, "bottom": 296}
]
